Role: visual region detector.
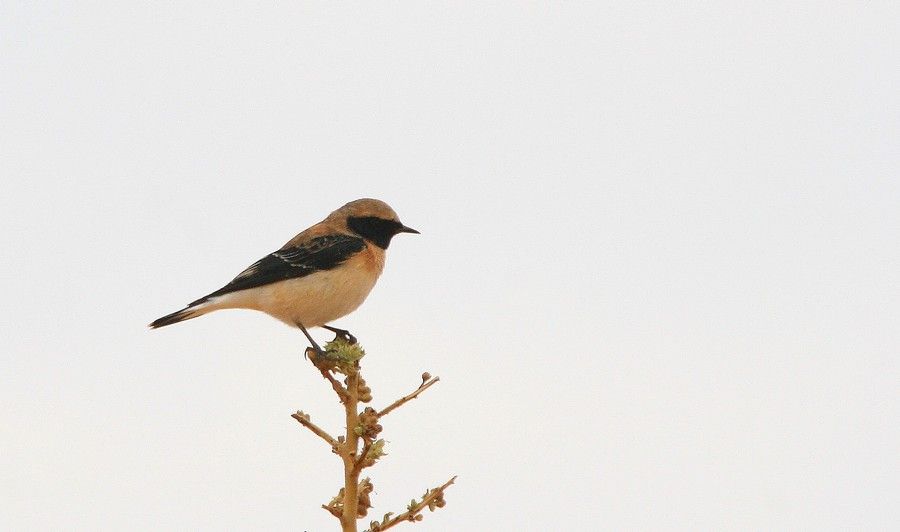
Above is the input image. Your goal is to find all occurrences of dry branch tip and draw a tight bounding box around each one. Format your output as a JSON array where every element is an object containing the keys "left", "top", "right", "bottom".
[{"left": 378, "top": 375, "right": 440, "bottom": 419}]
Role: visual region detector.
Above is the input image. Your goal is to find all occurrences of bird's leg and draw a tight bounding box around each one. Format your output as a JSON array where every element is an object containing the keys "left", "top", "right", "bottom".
[
  {"left": 322, "top": 325, "right": 357, "bottom": 345},
  {"left": 296, "top": 321, "right": 325, "bottom": 358}
]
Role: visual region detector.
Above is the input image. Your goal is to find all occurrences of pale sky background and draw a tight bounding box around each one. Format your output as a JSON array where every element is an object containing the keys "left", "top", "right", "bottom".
[{"left": 1, "top": 3, "right": 898, "bottom": 531}]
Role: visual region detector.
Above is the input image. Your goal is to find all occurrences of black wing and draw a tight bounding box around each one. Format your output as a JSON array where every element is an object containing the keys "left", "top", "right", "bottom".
[{"left": 190, "top": 234, "right": 366, "bottom": 305}]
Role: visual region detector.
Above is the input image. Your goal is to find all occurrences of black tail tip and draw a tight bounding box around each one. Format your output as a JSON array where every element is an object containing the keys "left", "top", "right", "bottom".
[{"left": 149, "top": 308, "right": 193, "bottom": 329}]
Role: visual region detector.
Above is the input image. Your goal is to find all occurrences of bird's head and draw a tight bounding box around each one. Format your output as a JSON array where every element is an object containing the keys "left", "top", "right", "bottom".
[{"left": 332, "top": 198, "right": 419, "bottom": 249}]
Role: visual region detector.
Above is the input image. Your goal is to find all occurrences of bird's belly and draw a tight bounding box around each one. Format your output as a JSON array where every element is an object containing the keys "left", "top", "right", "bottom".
[{"left": 242, "top": 266, "right": 380, "bottom": 328}]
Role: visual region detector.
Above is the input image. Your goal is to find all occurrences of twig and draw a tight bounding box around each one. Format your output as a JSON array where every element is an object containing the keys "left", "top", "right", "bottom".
[
  {"left": 306, "top": 347, "right": 351, "bottom": 402},
  {"left": 321, "top": 368, "right": 350, "bottom": 403},
  {"left": 372, "top": 476, "right": 457, "bottom": 531},
  {"left": 291, "top": 411, "right": 339, "bottom": 449},
  {"left": 378, "top": 375, "right": 440, "bottom": 418},
  {"left": 353, "top": 441, "right": 373, "bottom": 475}
]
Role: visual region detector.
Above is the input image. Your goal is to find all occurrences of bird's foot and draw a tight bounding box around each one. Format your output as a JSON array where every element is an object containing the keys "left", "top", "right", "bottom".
[
  {"left": 304, "top": 345, "right": 327, "bottom": 361},
  {"left": 296, "top": 321, "right": 329, "bottom": 360},
  {"left": 322, "top": 325, "right": 357, "bottom": 345}
]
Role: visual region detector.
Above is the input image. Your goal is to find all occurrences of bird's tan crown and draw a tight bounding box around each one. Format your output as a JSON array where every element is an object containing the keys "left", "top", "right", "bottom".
[{"left": 328, "top": 198, "right": 400, "bottom": 223}]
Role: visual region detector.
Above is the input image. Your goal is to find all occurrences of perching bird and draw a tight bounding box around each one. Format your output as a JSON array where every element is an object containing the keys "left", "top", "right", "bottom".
[{"left": 149, "top": 198, "right": 418, "bottom": 352}]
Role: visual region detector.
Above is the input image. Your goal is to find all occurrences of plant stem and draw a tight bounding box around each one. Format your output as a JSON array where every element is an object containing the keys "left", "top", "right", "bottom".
[
  {"left": 341, "top": 370, "right": 360, "bottom": 532},
  {"left": 291, "top": 411, "right": 338, "bottom": 449},
  {"left": 378, "top": 376, "right": 440, "bottom": 418},
  {"left": 376, "top": 476, "right": 457, "bottom": 531}
]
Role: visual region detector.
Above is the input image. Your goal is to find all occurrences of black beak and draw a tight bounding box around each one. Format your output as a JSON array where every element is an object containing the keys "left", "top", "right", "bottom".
[{"left": 398, "top": 224, "right": 420, "bottom": 235}]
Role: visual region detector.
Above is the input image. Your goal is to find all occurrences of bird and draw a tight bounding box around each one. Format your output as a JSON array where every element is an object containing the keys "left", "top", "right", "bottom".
[{"left": 149, "top": 198, "right": 418, "bottom": 353}]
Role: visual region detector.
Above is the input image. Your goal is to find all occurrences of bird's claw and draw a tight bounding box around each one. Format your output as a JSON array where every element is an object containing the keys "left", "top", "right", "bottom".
[
  {"left": 323, "top": 325, "right": 357, "bottom": 345},
  {"left": 336, "top": 331, "right": 357, "bottom": 344},
  {"left": 304, "top": 346, "right": 322, "bottom": 360}
]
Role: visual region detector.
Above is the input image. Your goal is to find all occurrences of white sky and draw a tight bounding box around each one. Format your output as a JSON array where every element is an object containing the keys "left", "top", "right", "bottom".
[{"left": 2, "top": 2, "right": 898, "bottom": 530}]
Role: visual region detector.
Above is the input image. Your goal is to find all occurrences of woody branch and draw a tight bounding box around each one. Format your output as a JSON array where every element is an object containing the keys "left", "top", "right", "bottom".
[{"left": 292, "top": 339, "right": 453, "bottom": 532}]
